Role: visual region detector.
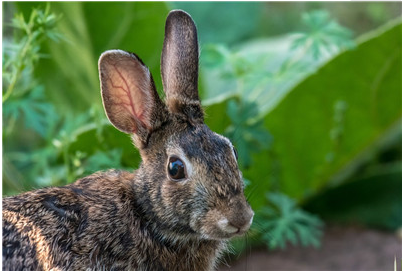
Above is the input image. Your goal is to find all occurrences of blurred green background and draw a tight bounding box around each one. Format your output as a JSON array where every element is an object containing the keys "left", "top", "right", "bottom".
[{"left": 3, "top": 2, "right": 402, "bottom": 252}]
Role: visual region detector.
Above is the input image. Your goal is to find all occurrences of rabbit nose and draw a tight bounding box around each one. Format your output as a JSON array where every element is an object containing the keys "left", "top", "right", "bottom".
[{"left": 218, "top": 208, "right": 254, "bottom": 234}]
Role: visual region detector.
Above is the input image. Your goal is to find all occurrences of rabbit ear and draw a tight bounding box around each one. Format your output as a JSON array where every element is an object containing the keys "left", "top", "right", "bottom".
[
  {"left": 99, "top": 50, "right": 166, "bottom": 146},
  {"left": 161, "top": 10, "right": 204, "bottom": 123}
]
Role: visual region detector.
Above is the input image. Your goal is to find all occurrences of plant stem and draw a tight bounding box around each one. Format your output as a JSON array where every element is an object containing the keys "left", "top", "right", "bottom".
[
  {"left": 3, "top": 31, "right": 34, "bottom": 103},
  {"left": 3, "top": 67, "right": 21, "bottom": 103}
]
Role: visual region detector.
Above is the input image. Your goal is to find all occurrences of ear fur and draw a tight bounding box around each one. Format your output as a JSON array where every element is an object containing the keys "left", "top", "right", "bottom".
[
  {"left": 99, "top": 50, "right": 167, "bottom": 147},
  {"left": 161, "top": 10, "right": 204, "bottom": 123}
]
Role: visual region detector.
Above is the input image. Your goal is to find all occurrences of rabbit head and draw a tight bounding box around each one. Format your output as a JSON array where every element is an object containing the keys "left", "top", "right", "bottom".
[{"left": 99, "top": 10, "right": 253, "bottom": 242}]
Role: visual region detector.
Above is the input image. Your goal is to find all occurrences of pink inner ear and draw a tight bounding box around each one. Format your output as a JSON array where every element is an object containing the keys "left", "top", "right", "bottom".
[{"left": 106, "top": 61, "right": 152, "bottom": 131}]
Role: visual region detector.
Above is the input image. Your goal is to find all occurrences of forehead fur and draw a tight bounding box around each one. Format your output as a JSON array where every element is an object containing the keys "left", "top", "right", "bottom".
[
  {"left": 170, "top": 124, "right": 241, "bottom": 191},
  {"left": 175, "top": 125, "right": 232, "bottom": 160}
]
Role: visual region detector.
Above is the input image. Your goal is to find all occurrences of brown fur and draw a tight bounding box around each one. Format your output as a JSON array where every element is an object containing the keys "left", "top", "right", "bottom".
[{"left": 3, "top": 10, "right": 253, "bottom": 271}]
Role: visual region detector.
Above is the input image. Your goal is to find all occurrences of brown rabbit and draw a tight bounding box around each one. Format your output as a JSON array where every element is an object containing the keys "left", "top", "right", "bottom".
[{"left": 3, "top": 10, "right": 254, "bottom": 271}]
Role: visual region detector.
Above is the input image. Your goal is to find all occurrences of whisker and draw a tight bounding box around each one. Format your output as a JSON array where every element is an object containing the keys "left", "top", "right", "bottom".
[
  {"left": 246, "top": 183, "right": 260, "bottom": 202},
  {"left": 244, "top": 233, "right": 249, "bottom": 271}
]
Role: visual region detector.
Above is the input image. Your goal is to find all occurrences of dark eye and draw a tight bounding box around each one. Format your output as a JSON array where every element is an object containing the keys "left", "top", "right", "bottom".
[
  {"left": 233, "top": 146, "right": 238, "bottom": 160},
  {"left": 168, "top": 157, "right": 186, "bottom": 180}
]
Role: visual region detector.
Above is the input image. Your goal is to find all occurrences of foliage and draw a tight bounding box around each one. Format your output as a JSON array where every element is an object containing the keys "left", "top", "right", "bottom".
[
  {"left": 3, "top": 85, "right": 57, "bottom": 138},
  {"left": 83, "top": 149, "right": 126, "bottom": 176},
  {"left": 225, "top": 99, "right": 272, "bottom": 168},
  {"left": 3, "top": 5, "right": 63, "bottom": 193},
  {"left": 200, "top": 9, "right": 356, "bottom": 110},
  {"left": 256, "top": 193, "right": 323, "bottom": 250},
  {"left": 3, "top": 5, "right": 61, "bottom": 139},
  {"left": 3, "top": 4, "right": 62, "bottom": 102},
  {"left": 258, "top": 20, "right": 402, "bottom": 201},
  {"left": 200, "top": 9, "right": 357, "bottom": 175},
  {"left": 291, "top": 10, "right": 355, "bottom": 59}
]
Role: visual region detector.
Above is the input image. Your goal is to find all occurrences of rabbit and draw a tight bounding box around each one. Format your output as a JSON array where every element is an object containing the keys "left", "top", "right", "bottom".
[{"left": 2, "top": 9, "right": 254, "bottom": 271}]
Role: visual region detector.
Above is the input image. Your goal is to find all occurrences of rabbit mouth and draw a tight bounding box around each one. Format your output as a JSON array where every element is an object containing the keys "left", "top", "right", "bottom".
[
  {"left": 201, "top": 226, "right": 250, "bottom": 240},
  {"left": 197, "top": 212, "right": 254, "bottom": 240}
]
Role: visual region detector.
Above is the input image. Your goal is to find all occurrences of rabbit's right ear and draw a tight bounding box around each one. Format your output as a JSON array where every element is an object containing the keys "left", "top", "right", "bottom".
[
  {"left": 99, "top": 50, "right": 166, "bottom": 147},
  {"left": 161, "top": 10, "right": 204, "bottom": 123}
]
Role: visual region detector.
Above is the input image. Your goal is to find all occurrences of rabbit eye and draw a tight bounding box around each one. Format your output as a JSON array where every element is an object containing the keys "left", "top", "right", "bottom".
[
  {"left": 233, "top": 147, "right": 238, "bottom": 160},
  {"left": 168, "top": 157, "right": 186, "bottom": 180}
]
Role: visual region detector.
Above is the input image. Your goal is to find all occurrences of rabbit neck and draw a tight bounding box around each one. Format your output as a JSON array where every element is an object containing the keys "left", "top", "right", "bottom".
[{"left": 142, "top": 230, "right": 227, "bottom": 270}]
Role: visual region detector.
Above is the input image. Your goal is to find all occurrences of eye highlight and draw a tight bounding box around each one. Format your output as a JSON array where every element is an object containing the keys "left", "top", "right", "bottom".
[{"left": 168, "top": 156, "right": 186, "bottom": 180}]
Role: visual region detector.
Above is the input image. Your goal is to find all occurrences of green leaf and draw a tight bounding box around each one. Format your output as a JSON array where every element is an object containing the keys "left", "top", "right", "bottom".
[
  {"left": 4, "top": 85, "right": 58, "bottom": 138},
  {"left": 292, "top": 10, "right": 355, "bottom": 59},
  {"left": 256, "top": 192, "right": 323, "bottom": 250},
  {"left": 83, "top": 149, "right": 125, "bottom": 175},
  {"left": 225, "top": 99, "right": 272, "bottom": 168},
  {"left": 200, "top": 44, "right": 230, "bottom": 69}
]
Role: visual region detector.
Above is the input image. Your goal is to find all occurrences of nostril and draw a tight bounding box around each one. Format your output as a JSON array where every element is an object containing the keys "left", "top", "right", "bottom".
[{"left": 229, "top": 211, "right": 254, "bottom": 232}]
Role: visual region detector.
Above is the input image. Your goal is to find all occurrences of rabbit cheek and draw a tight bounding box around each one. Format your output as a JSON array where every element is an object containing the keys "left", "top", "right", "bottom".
[
  {"left": 160, "top": 182, "right": 194, "bottom": 224},
  {"left": 191, "top": 209, "right": 225, "bottom": 240}
]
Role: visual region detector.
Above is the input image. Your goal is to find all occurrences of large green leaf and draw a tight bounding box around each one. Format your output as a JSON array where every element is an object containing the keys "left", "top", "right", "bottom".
[
  {"left": 244, "top": 21, "right": 401, "bottom": 208},
  {"left": 200, "top": 34, "right": 347, "bottom": 119}
]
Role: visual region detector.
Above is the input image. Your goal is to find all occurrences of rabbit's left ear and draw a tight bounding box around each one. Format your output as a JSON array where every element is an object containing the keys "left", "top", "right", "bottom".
[
  {"left": 161, "top": 10, "right": 204, "bottom": 123},
  {"left": 99, "top": 50, "right": 167, "bottom": 147}
]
